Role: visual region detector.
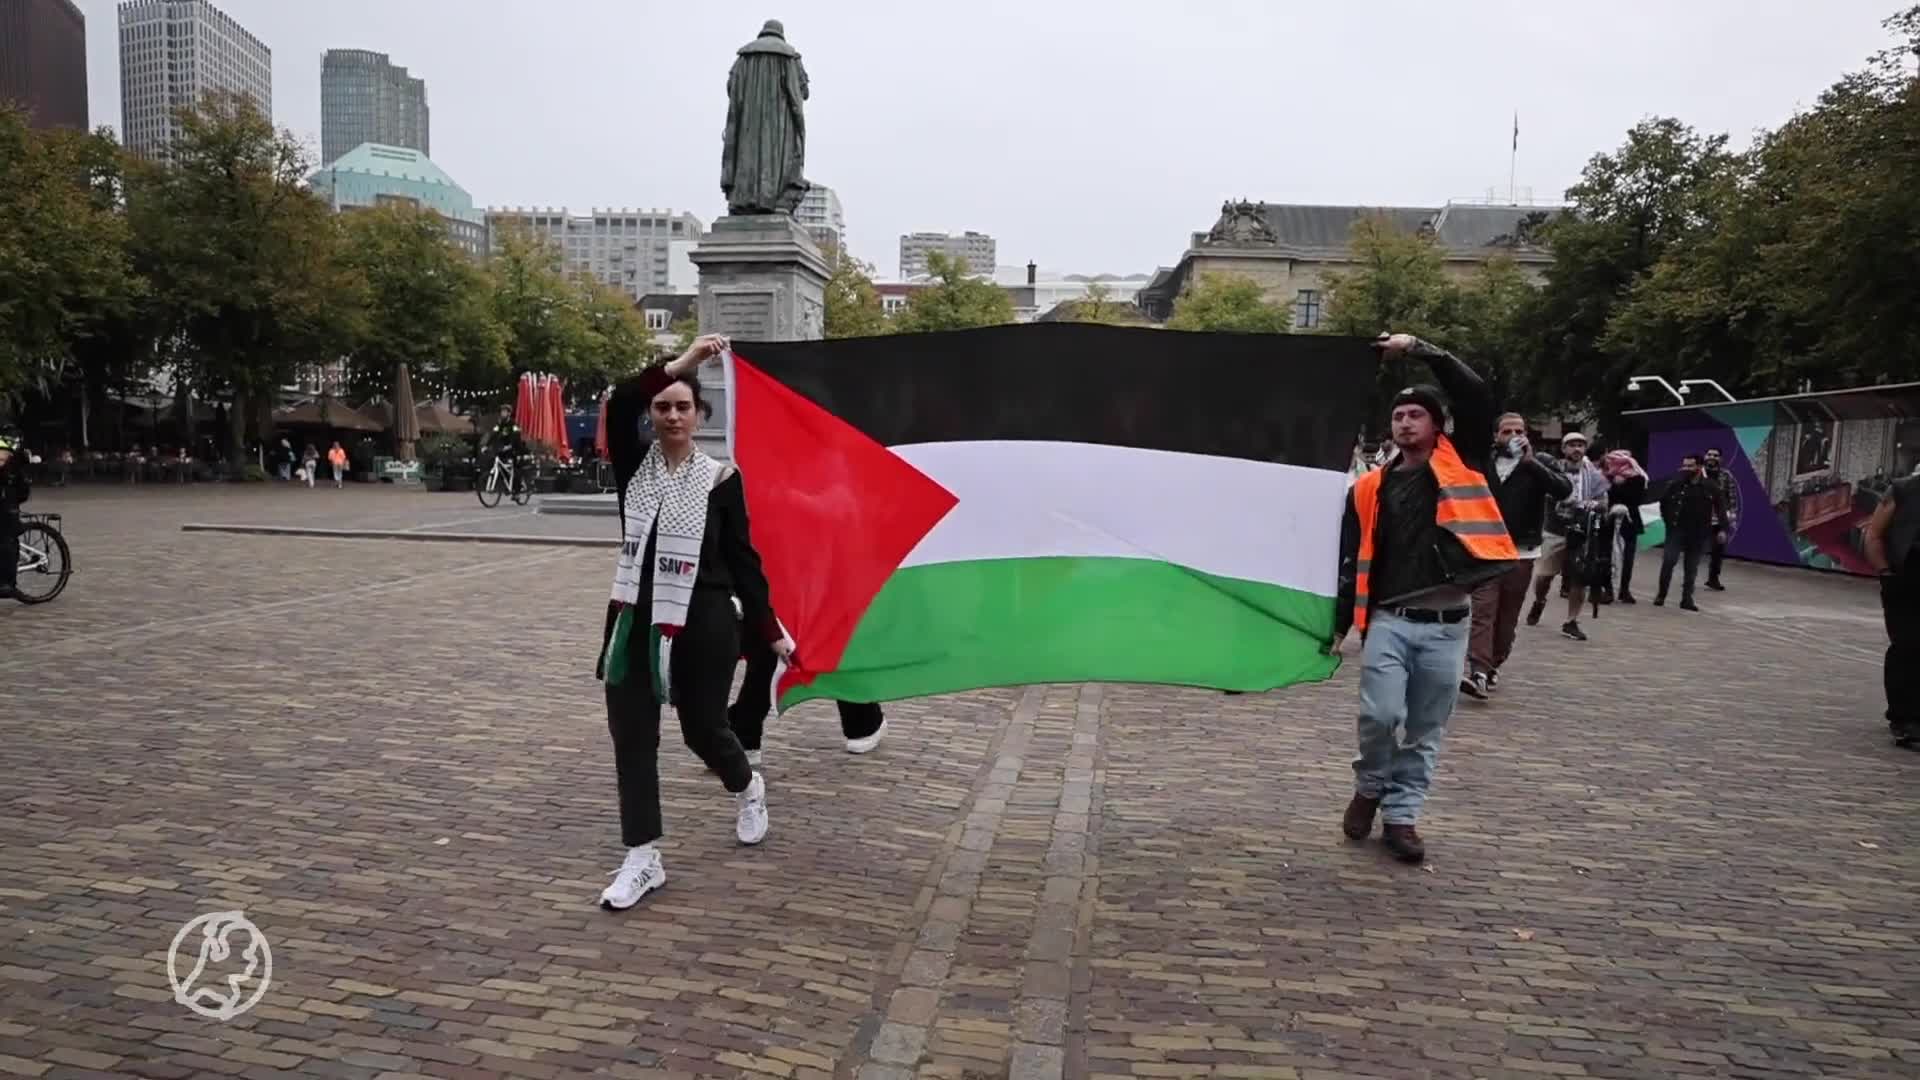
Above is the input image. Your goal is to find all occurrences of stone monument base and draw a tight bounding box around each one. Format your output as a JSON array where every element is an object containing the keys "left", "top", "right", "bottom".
[{"left": 688, "top": 215, "right": 830, "bottom": 461}]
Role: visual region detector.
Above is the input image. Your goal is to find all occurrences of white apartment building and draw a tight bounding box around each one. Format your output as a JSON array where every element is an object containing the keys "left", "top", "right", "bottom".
[
  {"left": 483, "top": 207, "right": 705, "bottom": 300},
  {"left": 900, "top": 230, "right": 996, "bottom": 279},
  {"left": 797, "top": 184, "right": 845, "bottom": 252},
  {"left": 118, "top": 0, "right": 271, "bottom": 160}
]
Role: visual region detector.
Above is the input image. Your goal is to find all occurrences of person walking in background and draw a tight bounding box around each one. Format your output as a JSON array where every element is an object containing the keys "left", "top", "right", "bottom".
[
  {"left": 1527, "top": 432, "right": 1610, "bottom": 641},
  {"left": 327, "top": 442, "right": 348, "bottom": 488},
  {"left": 301, "top": 444, "right": 319, "bottom": 489},
  {"left": 1863, "top": 472, "right": 1919, "bottom": 747},
  {"left": 1702, "top": 448, "right": 1738, "bottom": 591},
  {"left": 1602, "top": 450, "right": 1650, "bottom": 603},
  {"left": 1332, "top": 333, "right": 1517, "bottom": 863},
  {"left": 730, "top": 636, "right": 888, "bottom": 762},
  {"left": 1654, "top": 453, "right": 1725, "bottom": 611},
  {"left": 1462, "top": 412, "right": 1570, "bottom": 700}
]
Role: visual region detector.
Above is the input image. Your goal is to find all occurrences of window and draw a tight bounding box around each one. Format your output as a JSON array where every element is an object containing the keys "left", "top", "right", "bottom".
[
  {"left": 645, "top": 310, "right": 670, "bottom": 331},
  {"left": 1293, "top": 289, "right": 1321, "bottom": 330}
]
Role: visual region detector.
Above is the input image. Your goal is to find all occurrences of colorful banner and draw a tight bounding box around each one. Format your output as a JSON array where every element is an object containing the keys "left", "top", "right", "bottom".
[{"left": 1628, "top": 386, "right": 1920, "bottom": 576}]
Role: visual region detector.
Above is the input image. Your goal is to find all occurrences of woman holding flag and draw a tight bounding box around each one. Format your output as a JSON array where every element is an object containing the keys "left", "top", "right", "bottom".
[{"left": 595, "top": 333, "right": 794, "bottom": 911}]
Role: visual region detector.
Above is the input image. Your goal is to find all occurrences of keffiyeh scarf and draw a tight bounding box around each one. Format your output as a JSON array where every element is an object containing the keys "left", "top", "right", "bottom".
[{"left": 603, "top": 443, "right": 724, "bottom": 701}]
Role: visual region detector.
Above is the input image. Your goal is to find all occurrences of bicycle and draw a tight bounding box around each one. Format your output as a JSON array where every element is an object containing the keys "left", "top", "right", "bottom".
[
  {"left": 12, "top": 512, "right": 72, "bottom": 604},
  {"left": 475, "top": 454, "right": 535, "bottom": 508}
]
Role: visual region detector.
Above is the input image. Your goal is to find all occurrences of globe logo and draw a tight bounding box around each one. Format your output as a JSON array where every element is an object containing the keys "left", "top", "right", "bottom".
[{"left": 167, "top": 910, "right": 272, "bottom": 1021}]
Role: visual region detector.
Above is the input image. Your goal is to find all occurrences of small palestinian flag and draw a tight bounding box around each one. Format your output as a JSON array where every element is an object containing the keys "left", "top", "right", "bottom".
[{"left": 728, "top": 324, "right": 1374, "bottom": 710}]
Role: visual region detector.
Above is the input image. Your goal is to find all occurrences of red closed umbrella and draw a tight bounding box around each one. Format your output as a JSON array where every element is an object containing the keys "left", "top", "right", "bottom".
[
  {"left": 513, "top": 373, "right": 534, "bottom": 437},
  {"left": 549, "top": 376, "right": 571, "bottom": 463}
]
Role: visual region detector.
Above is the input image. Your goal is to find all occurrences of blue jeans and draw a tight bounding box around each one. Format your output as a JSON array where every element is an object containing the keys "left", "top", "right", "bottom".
[{"left": 1354, "top": 611, "right": 1468, "bottom": 825}]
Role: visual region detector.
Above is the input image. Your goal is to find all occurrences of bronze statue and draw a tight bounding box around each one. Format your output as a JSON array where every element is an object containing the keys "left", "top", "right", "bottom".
[{"left": 721, "top": 20, "right": 810, "bottom": 216}]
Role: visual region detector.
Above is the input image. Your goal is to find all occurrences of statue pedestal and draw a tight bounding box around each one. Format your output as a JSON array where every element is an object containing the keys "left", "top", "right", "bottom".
[{"left": 689, "top": 214, "right": 829, "bottom": 462}]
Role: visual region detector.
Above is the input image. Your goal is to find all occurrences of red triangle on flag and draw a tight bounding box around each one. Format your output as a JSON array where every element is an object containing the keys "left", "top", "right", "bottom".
[{"left": 731, "top": 354, "right": 958, "bottom": 700}]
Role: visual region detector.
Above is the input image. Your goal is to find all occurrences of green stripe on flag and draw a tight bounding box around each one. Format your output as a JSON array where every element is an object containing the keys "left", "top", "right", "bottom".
[{"left": 780, "top": 556, "right": 1339, "bottom": 708}]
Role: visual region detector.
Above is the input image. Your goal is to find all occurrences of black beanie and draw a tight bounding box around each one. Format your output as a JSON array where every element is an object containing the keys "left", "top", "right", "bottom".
[{"left": 1391, "top": 383, "right": 1449, "bottom": 424}]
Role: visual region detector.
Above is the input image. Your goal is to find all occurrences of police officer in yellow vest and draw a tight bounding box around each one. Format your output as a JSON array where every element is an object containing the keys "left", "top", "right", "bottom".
[{"left": 1331, "top": 333, "right": 1518, "bottom": 863}]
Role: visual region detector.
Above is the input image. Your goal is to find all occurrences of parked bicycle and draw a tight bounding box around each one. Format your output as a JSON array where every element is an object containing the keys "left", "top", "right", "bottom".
[
  {"left": 475, "top": 454, "right": 535, "bottom": 508},
  {"left": 12, "top": 513, "right": 72, "bottom": 604}
]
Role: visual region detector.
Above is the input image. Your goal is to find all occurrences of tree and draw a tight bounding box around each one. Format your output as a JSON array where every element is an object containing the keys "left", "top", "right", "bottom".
[
  {"left": 486, "top": 222, "right": 596, "bottom": 390},
  {"left": 669, "top": 314, "right": 700, "bottom": 356},
  {"left": 1573, "top": 7, "right": 1920, "bottom": 406},
  {"left": 1055, "top": 281, "right": 1150, "bottom": 326},
  {"left": 892, "top": 252, "right": 1014, "bottom": 333},
  {"left": 0, "top": 108, "right": 142, "bottom": 412},
  {"left": 1165, "top": 272, "right": 1292, "bottom": 333},
  {"left": 1319, "top": 217, "right": 1459, "bottom": 341},
  {"left": 128, "top": 91, "right": 363, "bottom": 453},
  {"left": 1526, "top": 117, "right": 1737, "bottom": 421},
  {"left": 341, "top": 205, "right": 504, "bottom": 458},
  {"left": 824, "top": 249, "right": 887, "bottom": 338}
]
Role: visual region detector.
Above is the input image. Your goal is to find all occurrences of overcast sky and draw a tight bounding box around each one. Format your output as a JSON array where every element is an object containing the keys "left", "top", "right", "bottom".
[{"left": 78, "top": 0, "right": 1902, "bottom": 277}]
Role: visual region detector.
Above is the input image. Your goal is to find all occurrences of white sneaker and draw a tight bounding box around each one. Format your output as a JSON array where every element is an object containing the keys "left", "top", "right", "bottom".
[
  {"left": 599, "top": 846, "right": 665, "bottom": 910},
  {"left": 846, "top": 719, "right": 888, "bottom": 755},
  {"left": 746, "top": 749, "right": 763, "bottom": 768},
  {"left": 735, "top": 773, "right": 769, "bottom": 845}
]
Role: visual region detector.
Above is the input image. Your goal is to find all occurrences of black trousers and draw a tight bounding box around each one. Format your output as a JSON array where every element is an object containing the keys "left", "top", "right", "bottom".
[
  {"left": 1618, "top": 538, "right": 1639, "bottom": 596},
  {"left": 1708, "top": 531, "right": 1728, "bottom": 585},
  {"left": 604, "top": 588, "right": 753, "bottom": 848},
  {"left": 1657, "top": 529, "right": 1707, "bottom": 601},
  {"left": 1885, "top": 561, "right": 1920, "bottom": 731},
  {"left": 0, "top": 509, "right": 18, "bottom": 589},
  {"left": 730, "top": 633, "right": 885, "bottom": 749}
]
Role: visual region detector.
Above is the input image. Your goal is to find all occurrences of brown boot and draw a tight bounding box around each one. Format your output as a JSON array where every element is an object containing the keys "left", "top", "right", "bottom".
[
  {"left": 1341, "top": 794, "right": 1380, "bottom": 841},
  {"left": 1382, "top": 824, "right": 1426, "bottom": 864}
]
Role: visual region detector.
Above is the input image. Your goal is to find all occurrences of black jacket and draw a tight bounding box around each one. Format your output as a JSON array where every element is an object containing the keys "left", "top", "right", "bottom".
[
  {"left": 0, "top": 459, "right": 28, "bottom": 513},
  {"left": 1660, "top": 471, "right": 1725, "bottom": 536},
  {"left": 596, "top": 366, "right": 782, "bottom": 672},
  {"left": 1334, "top": 341, "right": 1511, "bottom": 637},
  {"left": 1485, "top": 450, "right": 1573, "bottom": 551}
]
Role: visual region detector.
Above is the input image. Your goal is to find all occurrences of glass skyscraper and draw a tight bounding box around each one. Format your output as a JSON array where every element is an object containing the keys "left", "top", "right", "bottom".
[{"left": 320, "top": 49, "right": 427, "bottom": 166}]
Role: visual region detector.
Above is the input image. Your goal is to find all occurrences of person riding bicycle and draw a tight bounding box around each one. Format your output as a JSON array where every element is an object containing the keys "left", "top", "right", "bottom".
[
  {"left": 0, "top": 432, "right": 30, "bottom": 602},
  {"left": 484, "top": 405, "right": 528, "bottom": 479}
]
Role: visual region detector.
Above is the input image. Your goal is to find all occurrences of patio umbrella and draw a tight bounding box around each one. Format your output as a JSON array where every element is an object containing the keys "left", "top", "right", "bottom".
[
  {"left": 514, "top": 373, "right": 534, "bottom": 438},
  {"left": 594, "top": 391, "right": 610, "bottom": 459},
  {"left": 549, "top": 376, "right": 571, "bottom": 462},
  {"left": 393, "top": 363, "right": 420, "bottom": 460}
]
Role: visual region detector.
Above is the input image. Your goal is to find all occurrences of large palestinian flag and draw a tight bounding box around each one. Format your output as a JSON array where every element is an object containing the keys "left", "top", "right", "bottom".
[{"left": 726, "top": 324, "right": 1374, "bottom": 710}]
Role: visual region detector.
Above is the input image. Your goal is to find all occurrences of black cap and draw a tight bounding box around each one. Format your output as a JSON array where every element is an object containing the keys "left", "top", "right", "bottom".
[{"left": 1391, "top": 383, "right": 1449, "bottom": 423}]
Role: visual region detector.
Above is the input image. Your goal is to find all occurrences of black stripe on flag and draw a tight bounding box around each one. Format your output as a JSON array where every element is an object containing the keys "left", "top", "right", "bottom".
[{"left": 732, "top": 324, "right": 1376, "bottom": 471}]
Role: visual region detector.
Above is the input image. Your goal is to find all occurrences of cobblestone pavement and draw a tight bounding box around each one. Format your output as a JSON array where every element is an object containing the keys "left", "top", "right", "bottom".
[{"left": 1, "top": 487, "right": 1915, "bottom": 1080}]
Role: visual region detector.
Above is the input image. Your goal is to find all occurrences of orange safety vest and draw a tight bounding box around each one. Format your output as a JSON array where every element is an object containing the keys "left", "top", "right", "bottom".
[{"left": 1351, "top": 435, "right": 1517, "bottom": 632}]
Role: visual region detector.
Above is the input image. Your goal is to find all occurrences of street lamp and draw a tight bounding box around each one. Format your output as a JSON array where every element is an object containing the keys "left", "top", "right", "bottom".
[
  {"left": 1679, "top": 379, "right": 1737, "bottom": 403},
  {"left": 1626, "top": 374, "right": 1684, "bottom": 405}
]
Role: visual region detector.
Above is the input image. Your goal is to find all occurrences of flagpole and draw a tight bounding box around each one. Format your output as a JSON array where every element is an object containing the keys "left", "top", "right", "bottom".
[{"left": 1508, "top": 110, "right": 1518, "bottom": 205}]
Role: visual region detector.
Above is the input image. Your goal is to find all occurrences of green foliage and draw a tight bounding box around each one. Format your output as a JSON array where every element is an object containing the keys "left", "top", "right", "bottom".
[
  {"left": 415, "top": 431, "right": 469, "bottom": 470},
  {"left": 128, "top": 92, "right": 364, "bottom": 448},
  {"left": 1320, "top": 218, "right": 1459, "bottom": 341},
  {"left": 1165, "top": 273, "right": 1292, "bottom": 333},
  {"left": 0, "top": 107, "right": 143, "bottom": 405},
  {"left": 669, "top": 315, "right": 700, "bottom": 356},
  {"left": 893, "top": 251, "right": 1014, "bottom": 333},
  {"left": 341, "top": 205, "right": 505, "bottom": 451},
  {"left": 1055, "top": 281, "right": 1151, "bottom": 326},
  {"left": 824, "top": 249, "right": 887, "bottom": 338},
  {"left": 1526, "top": 116, "right": 1738, "bottom": 421}
]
